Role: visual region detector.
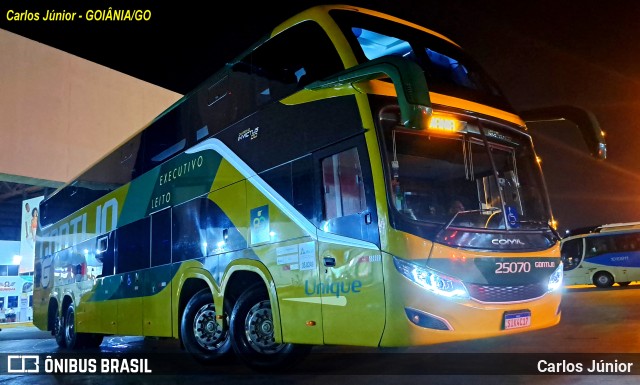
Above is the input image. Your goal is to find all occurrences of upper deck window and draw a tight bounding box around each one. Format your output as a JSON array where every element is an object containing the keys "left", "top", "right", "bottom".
[
  {"left": 425, "top": 48, "right": 476, "bottom": 91},
  {"left": 332, "top": 10, "right": 513, "bottom": 112},
  {"left": 353, "top": 28, "right": 414, "bottom": 59}
]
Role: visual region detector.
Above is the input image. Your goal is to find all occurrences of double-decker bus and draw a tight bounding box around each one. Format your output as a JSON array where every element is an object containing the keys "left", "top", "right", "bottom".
[
  {"left": 562, "top": 223, "right": 640, "bottom": 288},
  {"left": 33, "top": 4, "right": 606, "bottom": 370}
]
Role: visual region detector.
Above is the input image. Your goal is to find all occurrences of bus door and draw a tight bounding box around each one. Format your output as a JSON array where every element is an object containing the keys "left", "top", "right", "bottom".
[{"left": 315, "top": 138, "right": 385, "bottom": 346}]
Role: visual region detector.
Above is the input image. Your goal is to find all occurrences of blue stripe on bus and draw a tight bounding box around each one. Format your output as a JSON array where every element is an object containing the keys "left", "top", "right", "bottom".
[{"left": 586, "top": 251, "right": 640, "bottom": 267}]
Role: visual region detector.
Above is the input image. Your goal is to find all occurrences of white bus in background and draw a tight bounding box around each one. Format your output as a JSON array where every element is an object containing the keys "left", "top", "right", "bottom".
[
  {"left": 561, "top": 224, "right": 640, "bottom": 288},
  {"left": 596, "top": 222, "right": 640, "bottom": 233}
]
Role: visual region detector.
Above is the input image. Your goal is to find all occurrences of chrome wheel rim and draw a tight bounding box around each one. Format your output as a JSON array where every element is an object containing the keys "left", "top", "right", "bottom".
[
  {"left": 193, "top": 303, "right": 227, "bottom": 350},
  {"left": 244, "top": 300, "right": 284, "bottom": 354},
  {"left": 64, "top": 310, "right": 74, "bottom": 345}
]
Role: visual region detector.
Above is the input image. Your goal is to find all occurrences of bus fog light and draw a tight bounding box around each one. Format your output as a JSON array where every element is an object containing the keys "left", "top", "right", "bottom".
[{"left": 405, "top": 307, "right": 452, "bottom": 330}]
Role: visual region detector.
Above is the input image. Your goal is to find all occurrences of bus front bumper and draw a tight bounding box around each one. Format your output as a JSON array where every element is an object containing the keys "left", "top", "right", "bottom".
[{"left": 379, "top": 256, "right": 562, "bottom": 347}]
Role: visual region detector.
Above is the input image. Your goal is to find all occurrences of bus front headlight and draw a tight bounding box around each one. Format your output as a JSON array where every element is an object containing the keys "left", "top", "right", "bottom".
[
  {"left": 547, "top": 262, "right": 564, "bottom": 292},
  {"left": 393, "top": 256, "right": 469, "bottom": 299}
]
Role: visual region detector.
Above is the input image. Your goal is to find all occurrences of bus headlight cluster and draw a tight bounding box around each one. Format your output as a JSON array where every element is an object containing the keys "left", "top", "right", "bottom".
[
  {"left": 393, "top": 256, "right": 469, "bottom": 299},
  {"left": 547, "top": 262, "right": 564, "bottom": 292}
]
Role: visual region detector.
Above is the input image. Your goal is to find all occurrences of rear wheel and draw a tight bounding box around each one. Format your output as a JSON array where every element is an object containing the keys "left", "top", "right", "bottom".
[
  {"left": 63, "top": 305, "right": 100, "bottom": 349},
  {"left": 229, "top": 284, "right": 311, "bottom": 371},
  {"left": 180, "top": 289, "right": 231, "bottom": 362},
  {"left": 63, "top": 305, "right": 80, "bottom": 349},
  {"left": 593, "top": 271, "right": 614, "bottom": 288},
  {"left": 53, "top": 311, "right": 66, "bottom": 348}
]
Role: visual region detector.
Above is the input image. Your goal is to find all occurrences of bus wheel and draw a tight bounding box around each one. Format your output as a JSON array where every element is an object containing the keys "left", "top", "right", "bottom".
[
  {"left": 180, "top": 288, "right": 231, "bottom": 362},
  {"left": 54, "top": 312, "right": 66, "bottom": 348},
  {"left": 229, "top": 284, "right": 311, "bottom": 371},
  {"left": 618, "top": 281, "right": 631, "bottom": 287},
  {"left": 63, "top": 305, "right": 98, "bottom": 349},
  {"left": 63, "top": 305, "right": 81, "bottom": 349},
  {"left": 593, "top": 272, "right": 614, "bottom": 288}
]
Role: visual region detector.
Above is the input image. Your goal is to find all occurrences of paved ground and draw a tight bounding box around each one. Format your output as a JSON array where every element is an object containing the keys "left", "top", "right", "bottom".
[{"left": 1, "top": 284, "right": 639, "bottom": 384}]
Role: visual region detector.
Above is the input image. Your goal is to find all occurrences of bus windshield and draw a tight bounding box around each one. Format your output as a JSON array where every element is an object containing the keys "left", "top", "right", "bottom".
[
  {"left": 331, "top": 9, "right": 513, "bottom": 112},
  {"left": 381, "top": 124, "right": 552, "bottom": 232}
]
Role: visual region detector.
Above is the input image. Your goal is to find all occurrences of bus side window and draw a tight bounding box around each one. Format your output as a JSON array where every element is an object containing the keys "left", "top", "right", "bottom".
[
  {"left": 318, "top": 143, "right": 378, "bottom": 245},
  {"left": 614, "top": 233, "right": 640, "bottom": 252},
  {"left": 40, "top": 134, "right": 145, "bottom": 228},
  {"left": 116, "top": 218, "right": 151, "bottom": 274},
  {"left": 260, "top": 163, "right": 293, "bottom": 204},
  {"left": 172, "top": 195, "right": 248, "bottom": 262},
  {"left": 258, "top": 156, "right": 317, "bottom": 224},
  {"left": 81, "top": 134, "right": 143, "bottom": 188},
  {"left": 292, "top": 155, "right": 316, "bottom": 222},
  {"left": 585, "top": 236, "right": 612, "bottom": 259},
  {"left": 322, "top": 147, "right": 366, "bottom": 221},
  {"left": 151, "top": 208, "right": 172, "bottom": 267},
  {"left": 631, "top": 233, "right": 640, "bottom": 250},
  {"left": 585, "top": 238, "right": 597, "bottom": 258},
  {"left": 141, "top": 106, "right": 190, "bottom": 173},
  {"left": 241, "top": 20, "right": 344, "bottom": 102},
  {"left": 95, "top": 232, "right": 115, "bottom": 278}
]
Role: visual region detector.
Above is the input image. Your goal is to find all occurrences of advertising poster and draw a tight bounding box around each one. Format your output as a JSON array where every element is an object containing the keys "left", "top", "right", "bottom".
[{"left": 19, "top": 196, "right": 44, "bottom": 275}]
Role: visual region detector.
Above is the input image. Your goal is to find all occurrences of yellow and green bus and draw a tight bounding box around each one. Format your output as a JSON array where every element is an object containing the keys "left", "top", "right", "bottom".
[{"left": 33, "top": 4, "right": 606, "bottom": 370}]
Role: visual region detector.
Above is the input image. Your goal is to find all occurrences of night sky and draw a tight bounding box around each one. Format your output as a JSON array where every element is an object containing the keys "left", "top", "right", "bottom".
[{"left": 2, "top": 0, "right": 639, "bottom": 232}]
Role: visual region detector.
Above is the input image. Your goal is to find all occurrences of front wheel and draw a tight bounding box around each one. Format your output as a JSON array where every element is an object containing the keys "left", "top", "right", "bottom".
[
  {"left": 593, "top": 271, "right": 614, "bottom": 288},
  {"left": 180, "top": 289, "right": 231, "bottom": 362},
  {"left": 229, "top": 284, "right": 311, "bottom": 371}
]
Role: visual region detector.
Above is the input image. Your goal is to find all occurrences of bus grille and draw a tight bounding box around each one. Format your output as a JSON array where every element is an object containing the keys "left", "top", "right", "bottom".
[{"left": 467, "top": 283, "right": 548, "bottom": 303}]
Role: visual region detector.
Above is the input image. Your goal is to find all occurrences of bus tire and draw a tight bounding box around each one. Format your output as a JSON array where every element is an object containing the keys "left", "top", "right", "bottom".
[
  {"left": 61, "top": 305, "right": 94, "bottom": 349},
  {"left": 593, "top": 271, "right": 614, "bottom": 288},
  {"left": 63, "top": 305, "right": 81, "bottom": 349},
  {"left": 229, "top": 284, "right": 311, "bottom": 371},
  {"left": 54, "top": 311, "right": 66, "bottom": 348},
  {"left": 180, "top": 288, "right": 231, "bottom": 362},
  {"left": 618, "top": 281, "right": 631, "bottom": 287}
]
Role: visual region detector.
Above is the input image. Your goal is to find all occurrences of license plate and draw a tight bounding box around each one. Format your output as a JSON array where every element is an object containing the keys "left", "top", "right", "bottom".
[{"left": 503, "top": 310, "right": 531, "bottom": 330}]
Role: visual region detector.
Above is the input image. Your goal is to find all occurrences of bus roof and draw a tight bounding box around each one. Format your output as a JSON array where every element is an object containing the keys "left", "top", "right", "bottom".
[
  {"left": 595, "top": 222, "right": 640, "bottom": 233},
  {"left": 562, "top": 222, "right": 640, "bottom": 242}
]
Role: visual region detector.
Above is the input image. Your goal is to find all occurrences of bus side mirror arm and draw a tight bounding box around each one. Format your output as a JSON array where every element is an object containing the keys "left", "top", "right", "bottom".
[
  {"left": 305, "top": 56, "right": 432, "bottom": 129},
  {"left": 520, "top": 105, "right": 607, "bottom": 160}
]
